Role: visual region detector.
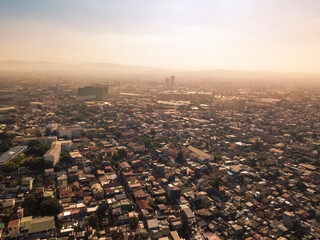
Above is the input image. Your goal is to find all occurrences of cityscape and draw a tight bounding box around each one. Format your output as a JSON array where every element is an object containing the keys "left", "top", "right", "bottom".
[{"left": 0, "top": 1, "right": 319, "bottom": 240}]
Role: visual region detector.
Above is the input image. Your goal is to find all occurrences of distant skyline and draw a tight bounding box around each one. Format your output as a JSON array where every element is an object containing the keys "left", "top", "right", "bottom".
[{"left": 0, "top": 0, "right": 320, "bottom": 73}]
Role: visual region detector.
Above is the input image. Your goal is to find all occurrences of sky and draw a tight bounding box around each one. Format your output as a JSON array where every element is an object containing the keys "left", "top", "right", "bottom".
[{"left": 0, "top": 0, "right": 320, "bottom": 72}]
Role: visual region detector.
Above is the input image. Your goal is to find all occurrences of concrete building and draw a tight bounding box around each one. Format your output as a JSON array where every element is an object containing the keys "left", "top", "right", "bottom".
[
  {"left": 283, "top": 211, "right": 299, "bottom": 230},
  {"left": 60, "top": 140, "right": 73, "bottom": 152},
  {"left": 46, "top": 123, "right": 58, "bottom": 135},
  {"left": 127, "top": 142, "right": 146, "bottom": 152},
  {"left": 167, "top": 184, "right": 181, "bottom": 200},
  {"left": 19, "top": 216, "right": 55, "bottom": 238},
  {"left": 58, "top": 125, "right": 82, "bottom": 139},
  {"left": 22, "top": 136, "right": 57, "bottom": 145},
  {"left": 147, "top": 219, "right": 159, "bottom": 231},
  {"left": 22, "top": 177, "right": 34, "bottom": 191},
  {"left": 44, "top": 142, "right": 61, "bottom": 165},
  {"left": 8, "top": 219, "right": 20, "bottom": 238},
  {"left": 188, "top": 146, "right": 213, "bottom": 163},
  {"left": 180, "top": 205, "right": 195, "bottom": 224},
  {"left": 78, "top": 85, "right": 108, "bottom": 99}
]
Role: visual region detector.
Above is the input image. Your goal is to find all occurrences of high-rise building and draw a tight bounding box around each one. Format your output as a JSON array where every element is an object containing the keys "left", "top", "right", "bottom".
[
  {"left": 170, "top": 75, "right": 175, "bottom": 86},
  {"left": 77, "top": 85, "right": 108, "bottom": 99},
  {"left": 164, "top": 75, "right": 176, "bottom": 91}
]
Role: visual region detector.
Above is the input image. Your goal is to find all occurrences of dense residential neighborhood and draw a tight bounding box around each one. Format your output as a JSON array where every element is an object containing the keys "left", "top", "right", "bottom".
[{"left": 0, "top": 78, "right": 319, "bottom": 240}]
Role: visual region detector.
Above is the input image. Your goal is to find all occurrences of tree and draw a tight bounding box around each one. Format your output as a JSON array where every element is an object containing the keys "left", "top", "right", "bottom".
[
  {"left": 181, "top": 218, "right": 191, "bottom": 239},
  {"left": 251, "top": 141, "right": 263, "bottom": 151},
  {"left": 152, "top": 141, "right": 161, "bottom": 148},
  {"left": 148, "top": 200, "right": 158, "bottom": 211},
  {"left": 209, "top": 177, "right": 220, "bottom": 189},
  {"left": 87, "top": 213, "right": 98, "bottom": 228},
  {"left": 214, "top": 155, "right": 222, "bottom": 162},
  {"left": 25, "top": 157, "right": 44, "bottom": 171},
  {"left": 97, "top": 201, "right": 108, "bottom": 220},
  {"left": 128, "top": 216, "right": 139, "bottom": 230},
  {"left": 118, "top": 148, "right": 127, "bottom": 159},
  {"left": 111, "top": 230, "right": 124, "bottom": 240},
  {"left": 113, "top": 129, "right": 122, "bottom": 139},
  {"left": 154, "top": 197, "right": 165, "bottom": 205},
  {"left": 92, "top": 157, "right": 102, "bottom": 169},
  {"left": 26, "top": 143, "right": 50, "bottom": 157},
  {"left": 3, "top": 209, "right": 13, "bottom": 224},
  {"left": 248, "top": 158, "right": 257, "bottom": 167},
  {"left": 28, "top": 140, "right": 39, "bottom": 148},
  {"left": 1, "top": 161, "right": 18, "bottom": 173},
  {"left": 176, "top": 151, "right": 184, "bottom": 162},
  {"left": 54, "top": 162, "right": 61, "bottom": 172},
  {"left": 138, "top": 136, "right": 152, "bottom": 148},
  {"left": 112, "top": 152, "right": 119, "bottom": 161},
  {"left": 10, "top": 154, "right": 24, "bottom": 166},
  {"left": 311, "top": 159, "right": 320, "bottom": 166},
  {"left": 24, "top": 194, "right": 38, "bottom": 216},
  {"left": 40, "top": 198, "right": 62, "bottom": 216},
  {"left": 296, "top": 181, "right": 307, "bottom": 192},
  {"left": 10, "top": 179, "right": 21, "bottom": 188},
  {"left": 60, "top": 152, "right": 70, "bottom": 162},
  {"left": 0, "top": 142, "right": 10, "bottom": 153},
  {"left": 44, "top": 161, "right": 53, "bottom": 169}
]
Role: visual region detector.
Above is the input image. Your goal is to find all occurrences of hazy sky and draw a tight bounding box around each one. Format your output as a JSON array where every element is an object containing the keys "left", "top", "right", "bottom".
[{"left": 0, "top": 0, "right": 320, "bottom": 72}]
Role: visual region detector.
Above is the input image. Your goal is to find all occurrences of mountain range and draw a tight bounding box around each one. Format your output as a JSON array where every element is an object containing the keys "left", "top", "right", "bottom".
[{"left": 0, "top": 60, "right": 318, "bottom": 82}]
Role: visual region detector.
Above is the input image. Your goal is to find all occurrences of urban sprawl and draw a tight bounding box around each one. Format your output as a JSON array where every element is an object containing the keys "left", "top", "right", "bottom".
[{"left": 0, "top": 77, "right": 319, "bottom": 240}]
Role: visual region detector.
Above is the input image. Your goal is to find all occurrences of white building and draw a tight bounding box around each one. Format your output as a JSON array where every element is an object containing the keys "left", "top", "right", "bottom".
[
  {"left": 44, "top": 142, "right": 61, "bottom": 165},
  {"left": 127, "top": 142, "right": 146, "bottom": 152},
  {"left": 60, "top": 140, "right": 73, "bottom": 152},
  {"left": 58, "top": 125, "right": 82, "bottom": 139}
]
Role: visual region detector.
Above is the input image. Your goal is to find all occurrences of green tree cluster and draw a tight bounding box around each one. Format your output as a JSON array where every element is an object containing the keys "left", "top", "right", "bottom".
[
  {"left": 40, "top": 198, "right": 63, "bottom": 216},
  {"left": 154, "top": 197, "right": 165, "bottom": 205},
  {"left": 138, "top": 136, "right": 152, "bottom": 148},
  {"left": 112, "top": 152, "right": 119, "bottom": 161},
  {"left": 128, "top": 216, "right": 139, "bottom": 230},
  {"left": 24, "top": 194, "right": 38, "bottom": 216},
  {"left": 209, "top": 177, "right": 221, "bottom": 189},
  {"left": 24, "top": 195, "right": 62, "bottom": 216},
  {"left": 25, "top": 157, "right": 52, "bottom": 171},
  {"left": 176, "top": 151, "right": 184, "bottom": 162},
  {"left": 0, "top": 133, "right": 14, "bottom": 154},
  {"left": 296, "top": 181, "right": 307, "bottom": 192},
  {"left": 1, "top": 153, "right": 25, "bottom": 173},
  {"left": 2, "top": 161, "right": 19, "bottom": 173},
  {"left": 87, "top": 213, "right": 98, "bottom": 228},
  {"left": 60, "top": 152, "right": 70, "bottom": 162},
  {"left": 118, "top": 148, "right": 127, "bottom": 159},
  {"left": 111, "top": 230, "right": 124, "bottom": 240},
  {"left": 25, "top": 142, "right": 50, "bottom": 157},
  {"left": 148, "top": 200, "right": 159, "bottom": 211},
  {"left": 92, "top": 157, "right": 102, "bottom": 169},
  {"left": 181, "top": 218, "right": 192, "bottom": 239},
  {"left": 251, "top": 141, "right": 263, "bottom": 151}
]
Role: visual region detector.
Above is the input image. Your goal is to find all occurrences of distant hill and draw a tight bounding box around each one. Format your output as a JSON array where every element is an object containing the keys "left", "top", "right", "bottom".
[
  {"left": 0, "top": 60, "right": 165, "bottom": 75},
  {"left": 0, "top": 60, "right": 318, "bottom": 82},
  {"left": 175, "top": 69, "right": 319, "bottom": 82}
]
